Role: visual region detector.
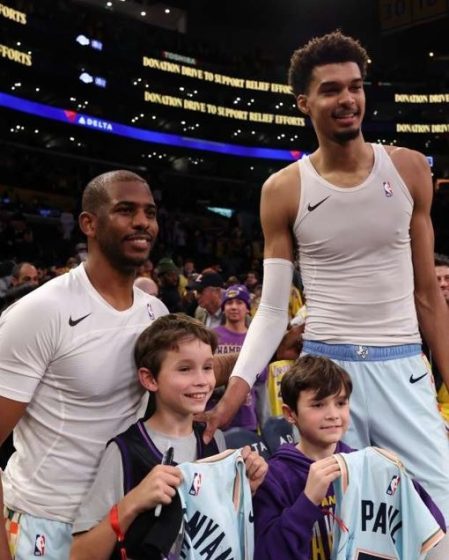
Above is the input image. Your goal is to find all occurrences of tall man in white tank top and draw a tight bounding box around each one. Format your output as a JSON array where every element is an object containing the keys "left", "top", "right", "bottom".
[{"left": 200, "top": 31, "right": 449, "bottom": 557}]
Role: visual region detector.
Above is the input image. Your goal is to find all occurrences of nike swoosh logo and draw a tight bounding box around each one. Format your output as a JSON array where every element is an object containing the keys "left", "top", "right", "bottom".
[
  {"left": 307, "top": 196, "right": 330, "bottom": 212},
  {"left": 409, "top": 372, "right": 427, "bottom": 384},
  {"left": 69, "top": 313, "right": 91, "bottom": 327}
]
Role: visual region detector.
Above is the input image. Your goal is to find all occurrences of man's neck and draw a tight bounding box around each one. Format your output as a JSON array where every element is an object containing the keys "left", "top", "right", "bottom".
[
  {"left": 314, "top": 136, "right": 371, "bottom": 173},
  {"left": 84, "top": 256, "right": 135, "bottom": 311}
]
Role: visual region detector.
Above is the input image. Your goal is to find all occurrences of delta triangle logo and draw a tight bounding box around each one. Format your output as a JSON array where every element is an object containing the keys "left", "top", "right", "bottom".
[
  {"left": 290, "top": 150, "right": 301, "bottom": 160},
  {"left": 64, "top": 110, "right": 77, "bottom": 122}
]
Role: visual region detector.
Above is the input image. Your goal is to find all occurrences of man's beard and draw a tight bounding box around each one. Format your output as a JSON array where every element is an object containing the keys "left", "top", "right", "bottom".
[
  {"left": 99, "top": 236, "right": 150, "bottom": 273},
  {"left": 333, "top": 127, "right": 361, "bottom": 144}
]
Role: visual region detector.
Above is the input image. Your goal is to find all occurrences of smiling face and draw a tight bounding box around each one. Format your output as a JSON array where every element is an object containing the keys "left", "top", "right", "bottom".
[
  {"left": 298, "top": 61, "right": 365, "bottom": 145},
  {"left": 90, "top": 180, "right": 158, "bottom": 272},
  {"left": 223, "top": 298, "right": 248, "bottom": 327},
  {"left": 284, "top": 387, "right": 350, "bottom": 459},
  {"left": 143, "top": 337, "right": 216, "bottom": 420}
]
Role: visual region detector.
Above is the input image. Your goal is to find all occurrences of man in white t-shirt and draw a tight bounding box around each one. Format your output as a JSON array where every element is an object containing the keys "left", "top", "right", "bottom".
[{"left": 0, "top": 170, "right": 166, "bottom": 559}]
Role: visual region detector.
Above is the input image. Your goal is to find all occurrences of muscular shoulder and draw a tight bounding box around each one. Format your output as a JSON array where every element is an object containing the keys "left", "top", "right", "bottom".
[
  {"left": 385, "top": 145, "right": 431, "bottom": 200},
  {"left": 262, "top": 162, "right": 300, "bottom": 225}
]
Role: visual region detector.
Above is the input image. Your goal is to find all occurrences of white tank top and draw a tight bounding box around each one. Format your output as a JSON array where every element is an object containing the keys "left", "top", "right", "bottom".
[{"left": 293, "top": 143, "right": 421, "bottom": 345}]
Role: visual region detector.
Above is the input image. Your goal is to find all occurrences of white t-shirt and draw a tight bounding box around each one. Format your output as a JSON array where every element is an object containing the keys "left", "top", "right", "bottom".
[{"left": 0, "top": 264, "right": 168, "bottom": 522}]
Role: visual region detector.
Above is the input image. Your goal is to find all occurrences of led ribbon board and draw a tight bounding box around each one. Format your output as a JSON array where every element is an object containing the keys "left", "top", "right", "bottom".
[{"left": 0, "top": 92, "right": 303, "bottom": 161}]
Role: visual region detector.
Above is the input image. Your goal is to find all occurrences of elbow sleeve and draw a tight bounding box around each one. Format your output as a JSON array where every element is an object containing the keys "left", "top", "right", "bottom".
[{"left": 231, "top": 258, "right": 294, "bottom": 386}]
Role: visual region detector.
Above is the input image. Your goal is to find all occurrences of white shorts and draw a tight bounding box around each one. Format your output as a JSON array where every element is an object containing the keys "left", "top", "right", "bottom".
[
  {"left": 303, "top": 341, "right": 449, "bottom": 526},
  {"left": 4, "top": 507, "right": 72, "bottom": 559}
]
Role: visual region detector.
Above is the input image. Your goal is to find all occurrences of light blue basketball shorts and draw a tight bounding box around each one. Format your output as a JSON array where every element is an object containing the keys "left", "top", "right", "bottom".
[
  {"left": 302, "top": 341, "right": 449, "bottom": 526},
  {"left": 4, "top": 506, "right": 72, "bottom": 559}
]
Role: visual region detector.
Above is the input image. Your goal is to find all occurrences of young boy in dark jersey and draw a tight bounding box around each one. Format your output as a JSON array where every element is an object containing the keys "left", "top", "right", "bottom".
[{"left": 71, "top": 314, "right": 267, "bottom": 560}]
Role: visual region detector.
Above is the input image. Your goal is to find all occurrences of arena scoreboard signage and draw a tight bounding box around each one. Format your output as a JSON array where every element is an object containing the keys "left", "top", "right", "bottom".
[
  {"left": 0, "top": 44, "right": 31, "bottom": 66},
  {"left": 0, "top": 2, "right": 27, "bottom": 24},
  {"left": 143, "top": 56, "right": 291, "bottom": 95},
  {"left": 143, "top": 90, "right": 305, "bottom": 126},
  {"left": 395, "top": 93, "right": 449, "bottom": 103}
]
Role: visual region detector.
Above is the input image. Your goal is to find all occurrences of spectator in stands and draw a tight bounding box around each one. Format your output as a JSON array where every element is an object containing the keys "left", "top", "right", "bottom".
[
  {"left": 210, "top": 285, "right": 268, "bottom": 432},
  {"left": 244, "top": 270, "right": 259, "bottom": 295},
  {"left": 10, "top": 261, "right": 39, "bottom": 288},
  {"left": 134, "top": 275, "right": 159, "bottom": 297},
  {"left": 157, "top": 257, "right": 184, "bottom": 312},
  {"left": 193, "top": 271, "right": 224, "bottom": 328},
  {"left": 178, "top": 257, "right": 196, "bottom": 298}
]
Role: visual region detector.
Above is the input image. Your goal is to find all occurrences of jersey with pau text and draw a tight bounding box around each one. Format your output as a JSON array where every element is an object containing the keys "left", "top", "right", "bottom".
[{"left": 331, "top": 447, "right": 445, "bottom": 560}]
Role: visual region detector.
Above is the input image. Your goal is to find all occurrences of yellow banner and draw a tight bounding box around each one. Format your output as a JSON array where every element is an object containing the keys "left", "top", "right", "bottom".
[
  {"left": 143, "top": 56, "right": 291, "bottom": 95},
  {"left": 144, "top": 91, "right": 305, "bottom": 126},
  {"left": 0, "top": 44, "right": 31, "bottom": 66},
  {"left": 0, "top": 2, "right": 27, "bottom": 24},
  {"left": 396, "top": 123, "right": 449, "bottom": 133},
  {"left": 395, "top": 93, "right": 449, "bottom": 103}
]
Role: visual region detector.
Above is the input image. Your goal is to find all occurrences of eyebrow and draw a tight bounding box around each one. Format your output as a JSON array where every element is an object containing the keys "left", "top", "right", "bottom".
[
  {"left": 318, "top": 78, "right": 363, "bottom": 89},
  {"left": 113, "top": 201, "right": 157, "bottom": 209}
]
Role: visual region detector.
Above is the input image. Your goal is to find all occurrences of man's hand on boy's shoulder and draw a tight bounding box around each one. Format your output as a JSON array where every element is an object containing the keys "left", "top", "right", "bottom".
[
  {"left": 304, "top": 456, "right": 341, "bottom": 506},
  {"left": 241, "top": 445, "right": 268, "bottom": 495}
]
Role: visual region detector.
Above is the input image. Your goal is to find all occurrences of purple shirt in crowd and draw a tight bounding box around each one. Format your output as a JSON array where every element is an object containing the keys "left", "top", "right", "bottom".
[{"left": 210, "top": 326, "right": 266, "bottom": 431}]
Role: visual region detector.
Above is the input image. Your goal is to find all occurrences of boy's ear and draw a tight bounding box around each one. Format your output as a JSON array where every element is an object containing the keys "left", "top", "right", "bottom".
[
  {"left": 138, "top": 367, "right": 158, "bottom": 392},
  {"left": 282, "top": 403, "right": 297, "bottom": 425}
]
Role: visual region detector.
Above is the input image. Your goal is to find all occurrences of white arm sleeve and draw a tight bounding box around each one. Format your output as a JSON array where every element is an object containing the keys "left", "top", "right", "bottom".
[{"left": 230, "top": 258, "right": 293, "bottom": 387}]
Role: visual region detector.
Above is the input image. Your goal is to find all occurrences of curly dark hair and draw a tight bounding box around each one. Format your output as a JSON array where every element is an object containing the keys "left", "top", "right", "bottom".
[{"left": 288, "top": 30, "right": 369, "bottom": 97}]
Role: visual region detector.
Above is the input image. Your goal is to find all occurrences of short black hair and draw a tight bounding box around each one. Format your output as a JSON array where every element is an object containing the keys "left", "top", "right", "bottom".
[
  {"left": 435, "top": 253, "right": 449, "bottom": 267},
  {"left": 288, "top": 30, "right": 369, "bottom": 97},
  {"left": 82, "top": 170, "right": 149, "bottom": 213},
  {"left": 281, "top": 355, "right": 352, "bottom": 411}
]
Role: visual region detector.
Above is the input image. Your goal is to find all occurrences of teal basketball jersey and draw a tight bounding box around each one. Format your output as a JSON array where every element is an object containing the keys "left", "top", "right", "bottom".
[{"left": 177, "top": 449, "right": 254, "bottom": 560}]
